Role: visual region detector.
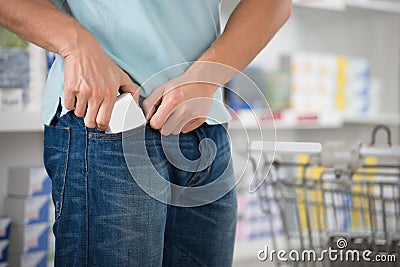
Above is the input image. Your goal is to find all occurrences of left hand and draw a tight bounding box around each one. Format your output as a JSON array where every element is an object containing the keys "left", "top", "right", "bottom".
[{"left": 142, "top": 76, "right": 217, "bottom": 135}]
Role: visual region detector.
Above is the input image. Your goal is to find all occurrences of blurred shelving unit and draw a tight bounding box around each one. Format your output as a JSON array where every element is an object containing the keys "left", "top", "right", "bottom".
[
  {"left": 0, "top": 111, "right": 43, "bottom": 133},
  {"left": 293, "top": 0, "right": 400, "bottom": 14},
  {"left": 0, "top": 45, "right": 46, "bottom": 215},
  {"left": 228, "top": 110, "right": 400, "bottom": 130},
  {"left": 222, "top": 0, "right": 400, "bottom": 264}
]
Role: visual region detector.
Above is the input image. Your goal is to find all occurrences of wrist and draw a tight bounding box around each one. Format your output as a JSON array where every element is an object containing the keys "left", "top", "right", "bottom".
[
  {"left": 181, "top": 66, "right": 220, "bottom": 94},
  {"left": 58, "top": 27, "right": 99, "bottom": 58},
  {"left": 185, "top": 60, "right": 238, "bottom": 91}
]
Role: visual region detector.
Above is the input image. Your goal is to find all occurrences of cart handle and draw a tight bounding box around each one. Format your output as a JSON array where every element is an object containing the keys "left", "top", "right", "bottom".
[
  {"left": 251, "top": 141, "right": 322, "bottom": 154},
  {"left": 370, "top": 124, "right": 392, "bottom": 147}
]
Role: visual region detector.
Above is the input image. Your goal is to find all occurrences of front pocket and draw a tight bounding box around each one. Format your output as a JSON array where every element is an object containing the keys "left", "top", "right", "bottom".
[
  {"left": 43, "top": 125, "right": 71, "bottom": 220},
  {"left": 88, "top": 122, "right": 147, "bottom": 140}
]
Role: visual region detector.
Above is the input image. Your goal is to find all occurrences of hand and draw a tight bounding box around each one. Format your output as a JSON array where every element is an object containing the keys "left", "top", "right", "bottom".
[
  {"left": 142, "top": 76, "right": 218, "bottom": 135},
  {"left": 63, "top": 41, "right": 139, "bottom": 131}
]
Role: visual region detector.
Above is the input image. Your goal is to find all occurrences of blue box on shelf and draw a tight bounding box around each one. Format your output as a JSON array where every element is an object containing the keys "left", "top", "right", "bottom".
[
  {"left": 9, "top": 223, "right": 49, "bottom": 253},
  {"left": 8, "top": 166, "right": 51, "bottom": 197},
  {"left": 5, "top": 195, "right": 50, "bottom": 225},
  {"left": 0, "top": 240, "right": 9, "bottom": 263},
  {"left": 9, "top": 250, "right": 47, "bottom": 267},
  {"left": 0, "top": 218, "right": 11, "bottom": 240}
]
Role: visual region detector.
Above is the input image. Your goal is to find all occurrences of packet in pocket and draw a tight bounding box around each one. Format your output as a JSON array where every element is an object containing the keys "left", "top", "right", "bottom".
[{"left": 105, "top": 93, "right": 147, "bottom": 134}]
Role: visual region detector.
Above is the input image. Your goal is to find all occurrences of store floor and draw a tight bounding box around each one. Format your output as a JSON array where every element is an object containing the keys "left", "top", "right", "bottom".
[{"left": 234, "top": 259, "right": 274, "bottom": 267}]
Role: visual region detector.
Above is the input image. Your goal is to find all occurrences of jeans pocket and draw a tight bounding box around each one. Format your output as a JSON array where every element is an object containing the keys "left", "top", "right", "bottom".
[{"left": 43, "top": 125, "right": 71, "bottom": 221}]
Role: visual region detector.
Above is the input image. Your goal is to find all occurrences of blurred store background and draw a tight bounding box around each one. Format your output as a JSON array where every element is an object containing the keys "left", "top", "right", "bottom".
[{"left": 0, "top": 0, "right": 399, "bottom": 266}]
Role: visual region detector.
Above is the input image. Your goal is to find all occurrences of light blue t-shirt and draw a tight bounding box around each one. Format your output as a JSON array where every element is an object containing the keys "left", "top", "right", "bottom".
[{"left": 42, "top": 0, "right": 231, "bottom": 125}]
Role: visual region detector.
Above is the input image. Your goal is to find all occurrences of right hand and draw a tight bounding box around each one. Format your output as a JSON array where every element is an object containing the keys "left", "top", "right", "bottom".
[{"left": 62, "top": 41, "right": 139, "bottom": 131}]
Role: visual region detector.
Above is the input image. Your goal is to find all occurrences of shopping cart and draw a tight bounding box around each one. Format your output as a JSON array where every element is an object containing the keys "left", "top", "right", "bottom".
[{"left": 251, "top": 125, "right": 400, "bottom": 266}]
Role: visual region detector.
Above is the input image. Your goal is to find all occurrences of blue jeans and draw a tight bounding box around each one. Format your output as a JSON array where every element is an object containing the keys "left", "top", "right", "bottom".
[{"left": 43, "top": 111, "right": 237, "bottom": 267}]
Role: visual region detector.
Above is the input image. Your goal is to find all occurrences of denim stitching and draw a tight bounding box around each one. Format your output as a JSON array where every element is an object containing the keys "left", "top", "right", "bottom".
[
  {"left": 88, "top": 124, "right": 147, "bottom": 140},
  {"left": 44, "top": 126, "right": 71, "bottom": 150},
  {"left": 55, "top": 127, "right": 70, "bottom": 221},
  {"left": 185, "top": 126, "right": 213, "bottom": 187},
  {"left": 84, "top": 126, "right": 89, "bottom": 264}
]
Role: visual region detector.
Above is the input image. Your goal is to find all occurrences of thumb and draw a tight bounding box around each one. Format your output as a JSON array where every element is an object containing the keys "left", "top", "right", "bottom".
[{"left": 120, "top": 76, "right": 140, "bottom": 105}]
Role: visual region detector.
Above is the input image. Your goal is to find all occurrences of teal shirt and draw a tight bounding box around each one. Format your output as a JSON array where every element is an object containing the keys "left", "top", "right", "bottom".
[{"left": 42, "top": 0, "right": 231, "bottom": 125}]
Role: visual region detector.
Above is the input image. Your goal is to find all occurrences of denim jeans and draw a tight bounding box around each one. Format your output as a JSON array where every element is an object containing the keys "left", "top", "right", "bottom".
[{"left": 43, "top": 111, "right": 237, "bottom": 267}]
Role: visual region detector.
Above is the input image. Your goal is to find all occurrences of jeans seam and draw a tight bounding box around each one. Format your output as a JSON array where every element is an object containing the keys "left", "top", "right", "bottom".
[
  {"left": 56, "top": 129, "right": 70, "bottom": 221},
  {"left": 85, "top": 126, "right": 89, "bottom": 265},
  {"left": 185, "top": 127, "right": 213, "bottom": 187},
  {"left": 89, "top": 123, "right": 147, "bottom": 140}
]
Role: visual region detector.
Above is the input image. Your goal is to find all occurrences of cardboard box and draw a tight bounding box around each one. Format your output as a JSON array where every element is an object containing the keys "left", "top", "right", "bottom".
[
  {"left": 9, "top": 223, "right": 49, "bottom": 253},
  {"left": 8, "top": 250, "right": 47, "bottom": 267},
  {"left": 0, "top": 218, "right": 11, "bottom": 240},
  {"left": 8, "top": 167, "right": 51, "bottom": 197},
  {"left": 5, "top": 196, "right": 50, "bottom": 225},
  {"left": 0, "top": 240, "right": 9, "bottom": 263}
]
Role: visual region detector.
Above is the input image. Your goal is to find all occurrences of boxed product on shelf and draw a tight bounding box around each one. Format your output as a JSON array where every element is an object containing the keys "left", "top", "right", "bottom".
[
  {"left": 0, "top": 88, "right": 25, "bottom": 111},
  {"left": 5, "top": 195, "right": 50, "bottom": 225},
  {"left": 226, "top": 67, "right": 267, "bottom": 110},
  {"left": 8, "top": 166, "right": 51, "bottom": 197},
  {"left": 8, "top": 250, "right": 47, "bottom": 267},
  {"left": 0, "top": 240, "right": 9, "bottom": 263},
  {"left": 0, "top": 45, "right": 29, "bottom": 112},
  {"left": 281, "top": 53, "right": 339, "bottom": 115},
  {"left": 9, "top": 223, "right": 49, "bottom": 253},
  {"left": 264, "top": 71, "right": 290, "bottom": 111},
  {"left": 0, "top": 26, "right": 47, "bottom": 113},
  {"left": 0, "top": 218, "right": 11, "bottom": 240},
  {"left": 235, "top": 176, "right": 283, "bottom": 244},
  {"left": 280, "top": 52, "right": 380, "bottom": 117}
]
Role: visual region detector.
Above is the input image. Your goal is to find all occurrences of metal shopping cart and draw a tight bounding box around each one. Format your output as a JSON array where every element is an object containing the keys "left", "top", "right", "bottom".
[{"left": 251, "top": 125, "right": 400, "bottom": 266}]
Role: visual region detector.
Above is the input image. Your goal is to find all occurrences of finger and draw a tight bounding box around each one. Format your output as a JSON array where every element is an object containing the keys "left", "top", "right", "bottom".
[
  {"left": 149, "top": 97, "right": 178, "bottom": 130},
  {"left": 181, "top": 119, "right": 205, "bottom": 134},
  {"left": 132, "top": 87, "right": 140, "bottom": 105},
  {"left": 142, "top": 87, "right": 164, "bottom": 120},
  {"left": 171, "top": 118, "right": 187, "bottom": 135},
  {"left": 84, "top": 98, "right": 101, "bottom": 129},
  {"left": 145, "top": 97, "right": 162, "bottom": 121},
  {"left": 64, "top": 89, "right": 76, "bottom": 110},
  {"left": 96, "top": 98, "right": 115, "bottom": 131},
  {"left": 162, "top": 115, "right": 184, "bottom": 136},
  {"left": 74, "top": 93, "right": 88, "bottom": 117},
  {"left": 119, "top": 74, "right": 140, "bottom": 103}
]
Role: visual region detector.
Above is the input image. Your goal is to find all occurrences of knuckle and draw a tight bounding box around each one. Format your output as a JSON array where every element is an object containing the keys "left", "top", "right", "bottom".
[
  {"left": 150, "top": 119, "right": 160, "bottom": 130},
  {"left": 104, "top": 90, "right": 114, "bottom": 101},
  {"left": 171, "top": 89, "right": 184, "bottom": 100},
  {"left": 79, "top": 89, "right": 89, "bottom": 99},
  {"left": 142, "top": 98, "right": 149, "bottom": 107},
  {"left": 96, "top": 117, "right": 109, "bottom": 128},
  {"left": 85, "top": 119, "right": 96, "bottom": 129},
  {"left": 166, "top": 97, "right": 179, "bottom": 107},
  {"left": 91, "top": 89, "right": 100, "bottom": 100},
  {"left": 74, "top": 110, "right": 84, "bottom": 118},
  {"left": 64, "top": 85, "right": 76, "bottom": 95}
]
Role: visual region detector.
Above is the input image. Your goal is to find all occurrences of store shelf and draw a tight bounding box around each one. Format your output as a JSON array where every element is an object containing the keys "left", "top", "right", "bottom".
[
  {"left": 293, "top": 0, "right": 347, "bottom": 11},
  {"left": 0, "top": 111, "right": 43, "bottom": 132},
  {"left": 343, "top": 113, "right": 400, "bottom": 125},
  {"left": 347, "top": 0, "right": 400, "bottom": 14},
  {"left": 233, "top": 239, "right": 269, "bottom": 262},
  {"left": 293, "top": 0, "right": 400, "bottom": 14},
  {"left": 228, "top": 110, "right": 400, "bottom": 131}
]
